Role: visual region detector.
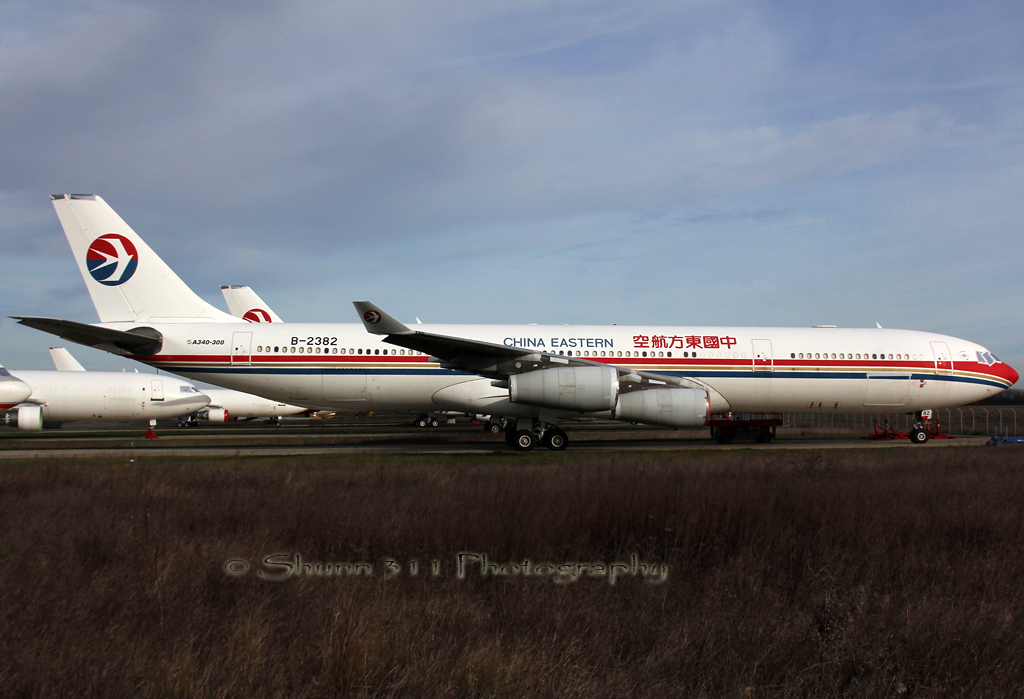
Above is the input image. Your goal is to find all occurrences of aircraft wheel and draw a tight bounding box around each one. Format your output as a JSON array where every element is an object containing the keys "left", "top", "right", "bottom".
[
  {"left": 429, "top": 418, "right": 440, "bottom": 428},
  {"left": 512, "top": 430, "right": 537, "bottom": 451},
  {"left": 543, "top": 428, "right": 568, "bottom": 451},
  {"left": 484, "top": 422, "right": 502, "bottom": 434},
  {"left": 909, "top": 428, "right": 929, "bottom": 444},
  {"left": 415, "top": 417, "right": 428, "bottom": 428}
]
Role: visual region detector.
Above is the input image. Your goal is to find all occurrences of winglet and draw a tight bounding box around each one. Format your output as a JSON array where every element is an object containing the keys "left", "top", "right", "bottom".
[{"left": 353, "top": 302, "right": 412, "bottom": 335}]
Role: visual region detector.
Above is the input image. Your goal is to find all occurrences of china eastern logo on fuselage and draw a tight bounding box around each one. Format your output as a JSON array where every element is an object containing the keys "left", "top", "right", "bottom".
[{"left": 86, "top": 234, "right": 139, "bottom": 286}]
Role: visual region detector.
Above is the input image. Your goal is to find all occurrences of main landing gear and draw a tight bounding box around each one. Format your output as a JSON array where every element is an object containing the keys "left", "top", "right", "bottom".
[
  {"left": 414, "top": 414, "right": 441, "bottom": 428},
  {"left": 504, "top": 420, "right": 568, "bottom": 452}
]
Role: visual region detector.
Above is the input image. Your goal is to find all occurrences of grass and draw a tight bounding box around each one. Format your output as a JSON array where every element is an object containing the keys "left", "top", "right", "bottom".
[{"left": 1, "top": 448, "right": 1023, "bottom": 697}]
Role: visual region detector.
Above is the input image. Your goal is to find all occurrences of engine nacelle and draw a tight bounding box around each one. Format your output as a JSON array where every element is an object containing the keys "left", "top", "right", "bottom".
[
  {"left": 614, "top": 388, "right": 709, "bottom": 428},
  {"left": 510, "top": 366, "right": 618, "bottom": 412},
  {"left": 199, "top": 408, "right": 229, "bottom": 423},
  {"left": 5, "top": 405, "right": 43, "bottom": 431}
]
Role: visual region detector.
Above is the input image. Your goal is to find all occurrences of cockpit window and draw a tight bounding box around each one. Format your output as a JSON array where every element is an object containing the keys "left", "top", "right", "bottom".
[
  {"left": 977, "top": 351, "right": 999, "bottom": 366},
  {"left": 0, "top": 367, "right": 11, "bottom": 377},
  {"left": 180, "top": 385, "right": 201, "bottom": 393}
]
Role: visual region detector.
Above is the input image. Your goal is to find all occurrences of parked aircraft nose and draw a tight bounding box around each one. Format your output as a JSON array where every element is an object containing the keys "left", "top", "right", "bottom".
[
  {"left": 0, "top": 376, "right": 33, "bottom": 409},
  {"left": 1002, "top": 361, "right": 1020, "bottom": 388}
]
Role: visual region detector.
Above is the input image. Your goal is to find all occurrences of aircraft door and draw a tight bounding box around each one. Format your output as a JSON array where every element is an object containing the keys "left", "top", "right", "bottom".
[
  {"left": 930, "top": 341, "right": 953, "bottom": 375},
  {"left": 752, "top": 339, "right": 773, "bottom": 372},
  {"left": 151, "top": 380, "right": 164, "bottom": 401},
  {"left": 231, "top": 332, "right": 253, "bottom": 366}
]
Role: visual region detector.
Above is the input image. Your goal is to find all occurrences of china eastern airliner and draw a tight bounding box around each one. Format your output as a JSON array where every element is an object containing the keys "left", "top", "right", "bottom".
[{"left": 12, "top": 194, "right": 1018, "bottom": 450}]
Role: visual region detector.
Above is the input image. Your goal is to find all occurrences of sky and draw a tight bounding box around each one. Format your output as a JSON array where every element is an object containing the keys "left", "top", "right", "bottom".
[{"left": 1, "top": 0, "right": 1022, "bottom": 374}]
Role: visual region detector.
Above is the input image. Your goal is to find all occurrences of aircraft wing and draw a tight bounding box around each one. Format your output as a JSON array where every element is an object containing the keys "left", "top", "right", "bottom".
[
  {"left": 11, "top": 317, "right": 163, "bottom": 357},
  {"left": 351, "top": 301, "right": 714, "bottom": 394}
]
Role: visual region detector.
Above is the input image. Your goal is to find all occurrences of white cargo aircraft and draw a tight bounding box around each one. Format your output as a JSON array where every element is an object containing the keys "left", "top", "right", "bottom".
[
  {"left": 2, "top": 352, "right": 209, "bottom": 431},
  {"left": 47, "top": 347, "right": 305, "bottom": 426},
  {"left": 13, "top": 194, "right": 1018, "bottom": 449}
]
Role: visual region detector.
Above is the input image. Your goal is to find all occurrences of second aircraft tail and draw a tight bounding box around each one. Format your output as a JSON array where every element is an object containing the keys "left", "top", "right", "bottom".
[{"left": 50, "top": 194, "right": 239, "bottom": 324}]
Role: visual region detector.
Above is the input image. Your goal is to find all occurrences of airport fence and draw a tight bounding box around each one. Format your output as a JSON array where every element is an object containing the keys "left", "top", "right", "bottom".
[{"left": 780, "top": 406, "right": 1023, "bottom": 437}]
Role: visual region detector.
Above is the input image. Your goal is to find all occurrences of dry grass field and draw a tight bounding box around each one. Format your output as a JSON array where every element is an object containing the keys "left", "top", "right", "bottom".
[{"left": 2, "top": 447, "right": 1023, "bottom": 697}]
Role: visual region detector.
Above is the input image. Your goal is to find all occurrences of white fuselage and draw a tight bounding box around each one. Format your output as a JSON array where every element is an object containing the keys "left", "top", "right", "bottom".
[
  {"left": 99, "top": 321, "right": 1017, "bottom": 416},
  {"left": 7, "top": 370, "right": 210, "bottom": 423}
]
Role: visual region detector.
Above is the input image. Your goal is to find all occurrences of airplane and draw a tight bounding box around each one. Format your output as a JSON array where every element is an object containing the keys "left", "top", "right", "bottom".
[
  {"left": 221, "top": 285, "right": 282, "bottom": 323},
  {"left": 46, "top": 347, "right": 305, "bottom": 426},
  {"left": 2, "top": 352, "right": 209, "bottom": 431},
  {"left": 179, "top": 387, "right": 309, "bottom": 426},
  {"left": 12, "top": 194, "right": 1019, "bottom": 450}
]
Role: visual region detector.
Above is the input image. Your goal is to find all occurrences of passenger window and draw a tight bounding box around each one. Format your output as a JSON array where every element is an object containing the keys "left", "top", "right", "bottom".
[{"left": 667, "top": 352, "right": 672, "bottom": 357}]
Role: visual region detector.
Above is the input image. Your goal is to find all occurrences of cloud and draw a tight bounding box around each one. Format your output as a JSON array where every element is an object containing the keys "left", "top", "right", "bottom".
[{"left": 0, "top": 0, "right": 1022, "bottom": 369}]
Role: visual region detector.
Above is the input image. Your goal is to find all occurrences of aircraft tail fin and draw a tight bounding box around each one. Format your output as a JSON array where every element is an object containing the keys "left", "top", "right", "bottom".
[
  {"left": 220, "top": 285, "right": 284, "bottom": 323},
  {"left": 49, "top": 347, "right": 86, "bottom": 371},
  {"left": 51, "top": 194, "right": 239, "bottom": 324}
]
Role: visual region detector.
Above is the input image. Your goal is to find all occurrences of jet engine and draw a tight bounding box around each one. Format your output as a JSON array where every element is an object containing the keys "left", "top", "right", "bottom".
[
  {"left": 614, "top": 388, "right": 709, "bottom": 428},
  {"left": 510, "top": 366, "right": 618, "bottom": 412},
  {"left": 198, "top": 408, "right": 229, "bottom": 423},
  {"left": 4, "top": 405, "right": 43, "bottom": 431}
]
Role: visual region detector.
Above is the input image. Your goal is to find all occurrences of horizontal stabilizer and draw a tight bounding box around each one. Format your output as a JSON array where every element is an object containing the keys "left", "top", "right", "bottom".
[{"left": 12, "top": 316, "right": 163, "bottom": 357}]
